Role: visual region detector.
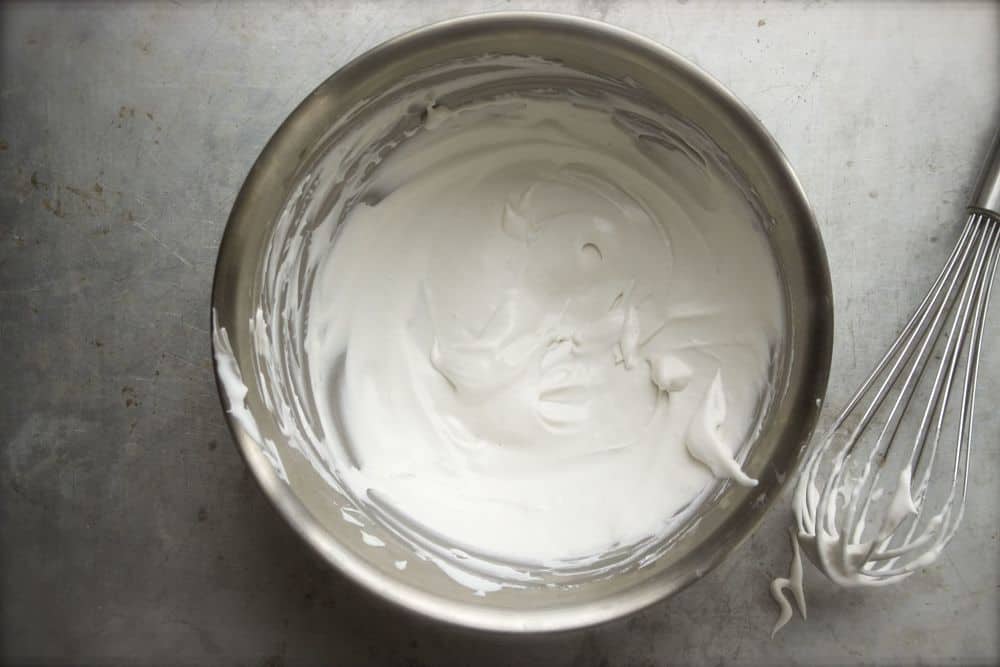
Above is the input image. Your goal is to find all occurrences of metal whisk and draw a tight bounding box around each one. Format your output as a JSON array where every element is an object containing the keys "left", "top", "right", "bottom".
[{"left": 794, "top": 130, "right": 1000, "bottom": 587}]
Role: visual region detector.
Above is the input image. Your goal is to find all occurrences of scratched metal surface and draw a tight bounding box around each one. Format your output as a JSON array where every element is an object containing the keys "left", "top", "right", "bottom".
[{"left": 1, "top": 1, "right": 997, "bottom": 665}]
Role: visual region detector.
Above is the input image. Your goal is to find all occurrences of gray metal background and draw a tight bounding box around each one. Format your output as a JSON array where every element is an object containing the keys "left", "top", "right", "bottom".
[{"left": 1, "top": 2, "right": 997, "bottom": 665}]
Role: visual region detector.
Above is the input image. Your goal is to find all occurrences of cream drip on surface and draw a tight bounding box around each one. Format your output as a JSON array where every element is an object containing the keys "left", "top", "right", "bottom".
[
  {"left": 770, "top": 528, "right": 806, "bottom": 637},
  {"left": 214, "top": 56, "right": 786, "bottom": 592}
]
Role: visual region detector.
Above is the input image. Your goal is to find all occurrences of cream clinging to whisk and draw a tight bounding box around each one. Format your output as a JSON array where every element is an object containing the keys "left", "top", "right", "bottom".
[{"left": 791, "top": 129, "right": 1000, "bottom": 587}]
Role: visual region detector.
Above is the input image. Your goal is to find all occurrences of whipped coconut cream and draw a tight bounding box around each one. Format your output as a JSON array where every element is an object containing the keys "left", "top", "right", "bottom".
[{"left": 214, "top": 56, "right": 785, "bottom": 592}]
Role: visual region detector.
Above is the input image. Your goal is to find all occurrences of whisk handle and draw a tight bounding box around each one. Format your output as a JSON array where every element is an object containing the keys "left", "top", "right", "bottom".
[{"left": 970, "top": 128, "right": 1000, "bottom": 217}]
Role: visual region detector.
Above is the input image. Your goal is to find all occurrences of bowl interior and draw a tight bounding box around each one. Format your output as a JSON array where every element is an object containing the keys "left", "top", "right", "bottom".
[{"left": 212, "top": 13, "right": 832, "bottom": 632}]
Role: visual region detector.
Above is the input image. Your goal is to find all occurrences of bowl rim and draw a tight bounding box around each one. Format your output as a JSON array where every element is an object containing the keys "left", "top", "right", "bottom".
[{"left": 211, "top": 10, "right": 833, "bottom": 634}]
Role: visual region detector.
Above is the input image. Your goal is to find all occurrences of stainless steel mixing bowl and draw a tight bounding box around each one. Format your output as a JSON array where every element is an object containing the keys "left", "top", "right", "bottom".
[{"left": 211, "top": 12, "right": 833, "bottom": 633}]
